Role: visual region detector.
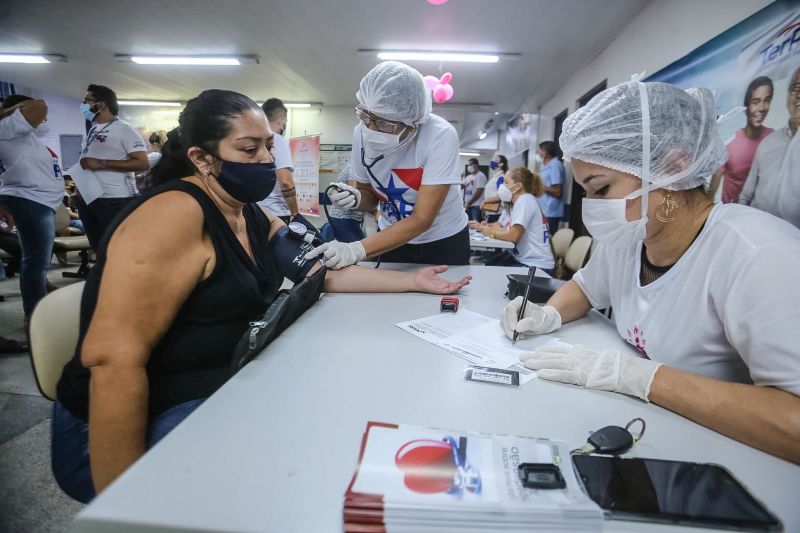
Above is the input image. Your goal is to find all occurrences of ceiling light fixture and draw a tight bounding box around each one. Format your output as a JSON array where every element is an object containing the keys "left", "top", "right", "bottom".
[
  {"left": 459, "top": 151, "right": 480, "bottom": 157},
  {"left": 0, "top": 54, "right": 68, "bottom": 64},
  {"left": 376, "top": 51, "right": 499, "bottom": 63},
  {"left": 478, "top": 131, "right": 488, "bottom": 140},
  {"left": 119, "top": 100, "right": 182, "bottom": 107},
  {"left": 256, "top": 102, "right": 320, "bottom": 108},
  {"left": 117, "top": 55, "right": 259, "bottom": 65}
]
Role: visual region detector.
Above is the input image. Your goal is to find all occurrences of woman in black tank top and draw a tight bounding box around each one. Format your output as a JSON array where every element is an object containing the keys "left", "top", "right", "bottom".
[{"left": 52, "top": 90, "right": 471, "bottom": 503}]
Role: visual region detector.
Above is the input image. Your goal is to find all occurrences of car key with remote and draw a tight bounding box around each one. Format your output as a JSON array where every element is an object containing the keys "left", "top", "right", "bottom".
[{"left": 574, "top": 418, "right": 646, "bottom": 455}]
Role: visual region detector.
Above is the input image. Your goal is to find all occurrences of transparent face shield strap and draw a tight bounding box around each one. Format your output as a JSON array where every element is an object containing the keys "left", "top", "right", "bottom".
[{"left": 637, "top": 79, "right": 651, "bottom": 224}]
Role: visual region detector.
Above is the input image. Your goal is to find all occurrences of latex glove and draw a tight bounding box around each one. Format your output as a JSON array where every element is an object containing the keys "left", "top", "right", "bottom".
[
  {"left": 305, "top": 240, "right": 366, "bottom": 269},
  {"left": 327, "top": 183, "right": 361, "bottom": 209},
  {"left": 520, "top": 344, "right": 663, "bottom": 401},
  {"left": 500, "top": 296, "right": 561, "bottom": 339}
]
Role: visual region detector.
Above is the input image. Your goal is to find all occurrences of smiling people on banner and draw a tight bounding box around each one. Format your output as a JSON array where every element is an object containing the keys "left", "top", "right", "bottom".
[{"left": 305, "top": 61, "right": 469, "bottom": 269}]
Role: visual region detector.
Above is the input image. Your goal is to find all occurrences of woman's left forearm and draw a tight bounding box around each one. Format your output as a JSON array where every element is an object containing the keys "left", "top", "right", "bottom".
[
  {"left": 649, "top": 366, "right": 800, "bottom": 463},
  {"left": 324, "top": 265, "right": 414, "bottom": 293}
]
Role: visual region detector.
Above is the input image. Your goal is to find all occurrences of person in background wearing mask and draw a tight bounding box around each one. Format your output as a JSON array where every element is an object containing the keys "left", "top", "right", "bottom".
[
  {"left": 0, "top": 95, "right": 63, "bottom": 324},
  {"left": 740, "top": 66, "right": 800, "bottom": 228},
  {"left": 501, "top": 80, "right": 800, "bottom": 464},
  {"left": 709, "top": 76, "right": 774, "bottom": 203},
  {"left": 462, "top": 158, "right": 487, "bottom": 222},
  {"left": 52, "top": 89, "right": 470, "bottom": 503},
  {"left": 537, "top": 141, "right": 566, "bottom": 235},
  {"left": 78, "top": 84, "right": 148, "bottom": 249},
  {"left": 258, "top": 98, "right": 299, "bottom": 224},
  {"left": 481, "top": 154, "right": 508, "bottom": 222},
  {"left": 469, "top": 167, "right": 554, "bottom": 272},
  {"left": 307, "top": 61, "right": 469, "bottom": 268}
]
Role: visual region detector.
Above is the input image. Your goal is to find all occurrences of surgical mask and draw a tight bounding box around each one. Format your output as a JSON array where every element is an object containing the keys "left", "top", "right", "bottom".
[
  {"left": 534, "top": 154, "right": 543, "bottom": 164},
  {"left": 211, "top": 159, "right": 277, "bottom": 203},
  {"left": 497, "top": 183, "right": 513, "bottom": 203},
  {"left": 360, "top": 123, "right": 403, "bottom": 156},
  {"left": 489, "top": 160, "right": 498, "bottom": 170},
  {"left": 34, "top": 122, "right": 50, "bottom": 136},
  {"left": 467, "top": 164, "right": 478, "bottom": 173},
  {"left": 80, "top": 103, "right": 97, "bottom": 122},
  {"left": 581, "top": 188, "right": 648, "bottom": 248}
]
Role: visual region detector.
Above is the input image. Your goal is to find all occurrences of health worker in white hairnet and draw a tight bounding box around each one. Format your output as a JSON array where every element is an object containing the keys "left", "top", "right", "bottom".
[
  {"left": 501, "top": 77, "right": 800, "bottom": 464},
  {"left": 306, "top": 61, "right": 469, "bottom": 269}
]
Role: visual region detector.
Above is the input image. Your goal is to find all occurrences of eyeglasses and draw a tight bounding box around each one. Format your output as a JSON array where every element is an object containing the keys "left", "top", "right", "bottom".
[{"left": 355, "top": 106, "right": 406, "bottom": 133}]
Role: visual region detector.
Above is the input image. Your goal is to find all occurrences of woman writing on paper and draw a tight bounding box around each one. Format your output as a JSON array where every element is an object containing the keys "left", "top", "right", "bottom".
[{"left": 501, "top": 79, "right": 800, "bottom": 464}]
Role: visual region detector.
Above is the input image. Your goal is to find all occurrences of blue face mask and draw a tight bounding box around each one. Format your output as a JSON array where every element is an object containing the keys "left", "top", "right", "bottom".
[
  {"left": 212, "top": 159, "right": 277, "bottom": 204},
  {"left": 80, "top": 103, "right": 97, "bottom": 122},
  {"left": 489, "top": 160, "right": 499, "bottom": 170}
]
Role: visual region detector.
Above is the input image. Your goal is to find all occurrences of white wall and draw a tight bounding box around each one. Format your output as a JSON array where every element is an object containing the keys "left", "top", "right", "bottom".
[
  {"left": 540, "top": 0, "right": 774, "bottom": 118},
  {"left": 286, "top": 105, "right": 357, "bottom": 145}
]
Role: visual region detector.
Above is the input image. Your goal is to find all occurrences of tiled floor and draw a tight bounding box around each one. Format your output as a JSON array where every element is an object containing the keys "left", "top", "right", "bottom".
[{"left": 0, "top": 258, "right": 86, "bottom": 533}]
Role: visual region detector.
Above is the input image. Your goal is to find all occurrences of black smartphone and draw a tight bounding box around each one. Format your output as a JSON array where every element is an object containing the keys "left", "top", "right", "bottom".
[{"left": 572, "top": 455, "right": 782, "bottom": 532}]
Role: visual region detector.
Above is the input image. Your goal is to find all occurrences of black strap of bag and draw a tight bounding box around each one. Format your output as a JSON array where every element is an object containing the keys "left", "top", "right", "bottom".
[{"left": 229, "top": 266, "right": 327, "bottom": 377}]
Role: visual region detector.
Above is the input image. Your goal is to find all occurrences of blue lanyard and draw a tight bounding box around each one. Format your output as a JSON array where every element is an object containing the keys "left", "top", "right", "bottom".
[{"left": 85, "top": 118, "right": 118, "bottom": 150}]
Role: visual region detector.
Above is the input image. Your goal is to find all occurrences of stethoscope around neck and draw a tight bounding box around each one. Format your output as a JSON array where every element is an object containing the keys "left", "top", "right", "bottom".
[{"left": 359, "top": 127, "right": 418, "bottom": 223}]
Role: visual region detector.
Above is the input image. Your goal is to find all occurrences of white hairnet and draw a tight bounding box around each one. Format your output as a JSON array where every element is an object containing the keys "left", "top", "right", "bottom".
[
  {"left": 560, "top": 78, "right": 728, "bottom": 191},
  {"left": 356, "top": 61, "right": 432, "bottom": 126}
]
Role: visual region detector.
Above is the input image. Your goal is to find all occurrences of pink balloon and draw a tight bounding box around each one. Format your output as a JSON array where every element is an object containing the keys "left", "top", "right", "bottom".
[
  {"left": 441, "top": 84, "right": 454, "bottom": 100},
  {"left": 423, "top": 75, "right": 439, "bottom": 91},
  {"left": 433, "top": 86, "right": 448, "bottom": 104},
  {"left": 427, "top": 0, "right": 448, "bottom": 4},
  {"left": 439, "top": 72, "right": 452, "bottom": 84}
]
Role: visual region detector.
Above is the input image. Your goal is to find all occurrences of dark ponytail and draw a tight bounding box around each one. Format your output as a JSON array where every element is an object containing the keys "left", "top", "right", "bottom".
[{"left": 150, "top": 89, "right": 262, "bottom": 186}]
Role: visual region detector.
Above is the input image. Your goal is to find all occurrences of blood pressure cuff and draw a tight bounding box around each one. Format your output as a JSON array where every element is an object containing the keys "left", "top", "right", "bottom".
[
  {"left": 268, "top": 226, "right": 320, "bottom": 284},
  {"left": 229, "top": 265, "right": 327, "bottom": 376}
]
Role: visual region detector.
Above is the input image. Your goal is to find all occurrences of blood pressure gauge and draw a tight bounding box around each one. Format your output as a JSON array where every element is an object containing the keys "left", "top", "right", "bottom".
[{"left": 288, "top": 221, "right": 316, "bottom": 244}]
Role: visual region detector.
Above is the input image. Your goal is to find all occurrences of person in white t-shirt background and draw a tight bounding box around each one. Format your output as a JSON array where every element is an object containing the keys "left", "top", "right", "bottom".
[
  {"left": 739, "top": 65, "right": 800, "bottom": 228},
  {"left": 306, "top": 61, "right": 469, "bottom": 268},
  {"left": 135, "top": 130, "right": 168, "bottom": 191},
  {"left": 257, "top": 98, "right": 299, "bottom": 224},
  {"left": 469, "top": 167, "right": 554, "bottom": 273},
  {"left": 462, "top": 158, "right": 487, "bottom": 222},
  {"left": 0, "top": 94, "right": 64, "bottom": 323},
  {"left": 501, "top": 80, "right": 800, "bottom": 464},
  {"left": 481, "top": 154, "right": 508, "bottom": 222},
  {"left": 77, "top": 84, "right": 148, "bottom": 249}
]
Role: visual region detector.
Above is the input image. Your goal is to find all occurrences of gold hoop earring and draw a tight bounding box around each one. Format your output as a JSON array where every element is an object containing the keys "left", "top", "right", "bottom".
[{"left": 656, "top": 190, "right": 678, "bottom": 223}]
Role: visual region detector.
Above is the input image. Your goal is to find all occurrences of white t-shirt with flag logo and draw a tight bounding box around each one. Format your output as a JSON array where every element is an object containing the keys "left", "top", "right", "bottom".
[
  {"left": 572, "top": 203, "right": 800, "bottom": 395},
  {"left": 0, "top": 109, "right": 64, "bottom": 209},
  {"left": 81, "top": 118, "right": 146, "bottom": 198},
  {"left": 502, "top": 193, "right": 554, "bottom": 269},
  {"left": 350, "top": 113, "right": 467, "bottom": 244}
]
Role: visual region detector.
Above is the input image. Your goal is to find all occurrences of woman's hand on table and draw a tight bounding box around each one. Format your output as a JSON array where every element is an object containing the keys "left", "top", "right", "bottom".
[{"left": 413, "top": 265, "right": 471, "bottom": 294}]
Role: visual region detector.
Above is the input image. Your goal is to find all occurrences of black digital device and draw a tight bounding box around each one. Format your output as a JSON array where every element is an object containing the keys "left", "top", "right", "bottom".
[
  {"left": 572, "top": 455, "right": 782, "bottom": 531},
  {"left": 518, "top": 463, "right": 566, "bottom": 490}
]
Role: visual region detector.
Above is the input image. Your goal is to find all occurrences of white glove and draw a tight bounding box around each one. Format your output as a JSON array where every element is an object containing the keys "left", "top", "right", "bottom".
[
  {"left": 327, "top": 183, "right": 361, "bottom": 209},
  {"left": 520, "top": 344, "right": 663, "bottom": 401},
  {"left": 500, "top": 296, "right": 562, "bottom": 339},
  {"left": 304, "top": 240, "right": 366, "bottom": 269}
]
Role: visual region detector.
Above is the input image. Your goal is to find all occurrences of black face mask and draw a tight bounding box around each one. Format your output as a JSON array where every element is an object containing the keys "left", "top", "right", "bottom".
[{"left": 212, "top": 159, "right": 277, "bottom": 203}]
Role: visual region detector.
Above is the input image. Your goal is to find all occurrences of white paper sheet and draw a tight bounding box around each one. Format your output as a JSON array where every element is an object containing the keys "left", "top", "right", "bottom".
[
  {"left": 396, "top": 309, "right": 560, "bottom": 385},
  {"left": 67, "top": 163, "right": 103, "bottom": 205}
]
